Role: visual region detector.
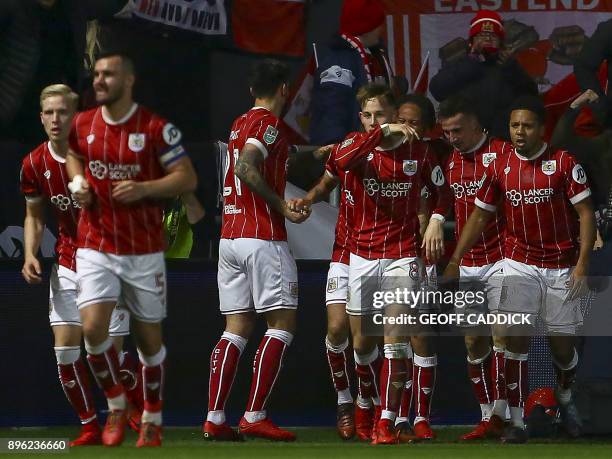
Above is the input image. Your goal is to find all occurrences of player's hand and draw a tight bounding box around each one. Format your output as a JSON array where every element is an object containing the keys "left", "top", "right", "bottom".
[
  {"left": 72, "top": 180, "right": 93, "bottom": 208},
  {"left": 570, "top": 89, "right": 599, "bottom": 110},
  {"left": 313, "top": 144, "right": 335, "bottom": 161},
  {"left": 282, "top": 201, "right": 311, "bottom": 224},
  {"left": 22, "top": 256, "right": 42, "bottom": 284},
  {"left": 287, "top": 198, "right": 312, "bottom": 213},
  {"left": 442, "top": 261, "right": 460, "bottom": 279},
  {"left": 112, "top": 180, "right": 147, "bottom": 204},
  {"left": 386, "top": 123, "right": 420, "bottom": 143},
  {"left": 567, "top": 262, "right": 590, "bottom": 302},
  {"left": 422, "top": 219, "right": 444, "bottom": 264},
  {"left": 593, "top": 228, "right": 604, "bottom": 251}
]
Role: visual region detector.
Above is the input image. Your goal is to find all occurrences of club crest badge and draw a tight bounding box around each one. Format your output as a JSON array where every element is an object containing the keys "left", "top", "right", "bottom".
[
  {"left": 327, "top": 277, "right": 338, "bottom": 293},
  {"left": 87, "top": 134, "right": 95, "bottom": 144},
  {"left": 263, "top": 125, "right": 278, "bottom": 145},
  {"left": 542, "top": 160, "right": 556, "bottom": 175},
  {"left": 403, "top": 160, "right": 418, "bottom": 176},
  {"left": 128, "top": 133, "right": 146, "bottom": 152},
  {"left": 482, "top": 152, "right": 497, "bottom": 167},
  {"left": 504, "top": 167, "right": 511, "bottom": 175}
]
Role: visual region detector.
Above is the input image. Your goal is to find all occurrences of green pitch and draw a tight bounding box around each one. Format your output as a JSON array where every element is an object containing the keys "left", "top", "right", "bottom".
[{"left": 1, "top": 426, "right": 611, "bottom": 459}]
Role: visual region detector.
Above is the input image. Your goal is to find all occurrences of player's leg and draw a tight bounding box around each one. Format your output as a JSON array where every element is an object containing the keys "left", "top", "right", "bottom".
[
  {"left": 205, "top": 239, "right": 254, "bottom": 441},
  {"left": 350, "top": 315, "right": 381, "bottom": 441},
  {"left": 205, "top": 312, "right": 255, "bottom": 441},
  {"left": 49, "top": 264, "right": 100, "bottom": 446},
  {"left": 53, "top": 325, "right": 101, "bottom": 446},
  {"left": 326, "top": 302, "right": 354, "bottom": 439},
  {"left": 237, "top": 239, "right": 297, "bottom": 441},
  {"left": 325, "top": 262, "right": 354, "bottom": 439},
  {"left": 410, "top": 333, "right": 437, "bottom": 440},
  {"left": 239, "top": 308, "right": 296, "bottom": 441},
  {"left": 485, "top": 261, "right": 509, "bottom": 434},
  {"left": 118, "top": 251, "right": 168, "bottom": 447},
  {"left": 460, "top": 334, "right": 494, "bottom": 440},
  {"left": 545, "top": 269, "right": 584, "bottom": 438},
  {"left": 109, "top": 307, "right": 143, "bottom": 434},
  {"left": 346, "top": 253, "right": 383, "bottom": 441}
]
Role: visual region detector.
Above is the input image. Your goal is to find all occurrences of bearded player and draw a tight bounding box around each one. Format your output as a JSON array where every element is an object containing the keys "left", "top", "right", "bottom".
[
  {"left": 66, "top": 53, "right": 197, "bottom": 447},
  {"left": 20, "top": 84, "right": 143, "bottom": 446}
]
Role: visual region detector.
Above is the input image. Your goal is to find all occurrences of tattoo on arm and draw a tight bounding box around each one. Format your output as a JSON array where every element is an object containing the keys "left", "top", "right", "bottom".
[{"left": 235, "top": 147, "right": 284, "bottom": 214}]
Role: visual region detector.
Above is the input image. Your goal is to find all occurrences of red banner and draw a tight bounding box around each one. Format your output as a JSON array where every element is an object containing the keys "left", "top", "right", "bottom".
[
  {"left": 232, "top": 0, "right": 306, "bottom": 57},
  {"left": 381, "top": 0, "right": 612, "bottom": 93}
]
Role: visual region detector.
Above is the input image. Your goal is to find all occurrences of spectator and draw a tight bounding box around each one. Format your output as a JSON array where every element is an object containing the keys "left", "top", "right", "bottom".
[
  {"left": 0, "top": 0, "right": 127, "bottom": 144},
  {"left": 309, "top": 0, "right": 398, "bottom": 145},
  {"left": 551, "top": 89, "right": 612, "bottom": 241},
  {"left": 574, "top": 18, "right": 612, "bottom": 127},
  {"left": 429, "top": 10, "right": 538, "bottom": 140}
]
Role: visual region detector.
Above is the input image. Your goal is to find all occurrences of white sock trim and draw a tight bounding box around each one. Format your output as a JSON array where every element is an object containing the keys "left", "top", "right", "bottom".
[
  {"left": 54, "top": 346, "right": 81, "bottom": 365},
  {"left": 413, "top": 353, "right": 437, "bottom": 367},
  {"left": 142, "top": 410, "right": 162, "bottom": 426},
  {"left": 84, "top": 337, "right": 113, "bottom": 355},
  {"left": 337, "top": 388, "right": 353, "bottom": 405},
  {"left": 206, "top": 410, "right": 226, "bottom": 425},
  {"left": 326, "top": 336, "right": 349, "bottom": 354},
  {"left": 244, "top": 410, "right": 266, "bottom": 423},
  {"left": 384, "top": 342, "right": 408, "bottom": 359},
  {"left": 466, "top": 348, "right": 492, "bottom": 365},
  {"left": 505, "top": 351, "right": 528, "bottom": 361},
  {"left": 265, "top": 328, "right": 293, "bottom": 346},
  {"left": 493, "top": 345, "right": 505, "bottom": 353},
  {"left": 552, "top": 348, "right": 578, "bottom": 371},
  {"left": 221, "top": 331, "right": 247, "bottom": 354},
  {"left": 354, "top": 347, "right": 379, "bottom": 365},
  {"left": 138, "top": 345, "right": 167, "bottom": 368},
  {"left": 402, "top": 342, "right": 413, "bottom": 359}
]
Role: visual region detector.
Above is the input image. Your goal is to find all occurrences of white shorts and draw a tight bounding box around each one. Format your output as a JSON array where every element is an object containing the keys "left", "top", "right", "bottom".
[
  {"left": 458, "top": 259, "right": 505, "bottom": 313},
  {"left": 347, "top": 253, "right": 424, "bottom": 316},
  {"left": 500, "top": 259, "right": 583, "bottom": 334},
  {"left": 49, "top": 264, "right": 130, "bottom": 336},
  {"left": 76, "top": 248, "right": 166, "bottom": 323},
  {"left": 326, "top": 262, "right": 349, "bottom": 306},
  {"left": 218, "top": 238, "right": 298, "bottom": 314}
]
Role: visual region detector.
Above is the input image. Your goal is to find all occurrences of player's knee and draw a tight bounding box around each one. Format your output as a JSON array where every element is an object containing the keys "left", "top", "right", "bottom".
[{"left": 327, "top": 317, "right": 349, "bottom": 344}]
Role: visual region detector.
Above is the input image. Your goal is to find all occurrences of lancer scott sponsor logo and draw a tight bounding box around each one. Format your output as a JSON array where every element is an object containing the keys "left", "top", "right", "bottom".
[
  {"left": 88, "top": 161, "right": 141, "bottom": 180},
  {"left": 506, "top": 188, "right": 554, "bottom": 206},
  {"left": 363, "top": 178, "right": 412, "bottom": 197}
]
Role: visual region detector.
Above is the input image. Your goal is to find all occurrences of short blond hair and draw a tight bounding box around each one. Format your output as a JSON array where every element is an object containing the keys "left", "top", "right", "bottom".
[
  {"left": 40, "top": 84, "right": 79, "bottom": 111},
  {"left": 356, "top": 83, "right": 396, "bottom": 110}
]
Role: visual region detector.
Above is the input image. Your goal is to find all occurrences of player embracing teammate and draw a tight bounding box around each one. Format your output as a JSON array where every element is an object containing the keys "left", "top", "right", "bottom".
[
  {"left": 438, "top": 95, "right": 512, "bottom": 440},
  {"left": 293, "top": 83, "right": 451, "bottom": 444},
  {"left": 445, "top": 96, "right": 595, "bottom": 443}
]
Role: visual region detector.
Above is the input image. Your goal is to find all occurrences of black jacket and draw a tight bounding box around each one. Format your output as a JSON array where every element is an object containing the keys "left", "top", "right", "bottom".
[
  {"left": 0, "top": 0, "right": 126, "bottom": 132},
  {"left": 429, "top": 55, "right": 537, "bottom": 140},
  {"left": 574, "top": 18, "right": 612, "bottom": 126}
]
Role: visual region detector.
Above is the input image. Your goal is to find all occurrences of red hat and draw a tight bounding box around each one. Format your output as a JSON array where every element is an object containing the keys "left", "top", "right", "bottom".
[
  {"left": 469, "top": 10, "right": 505, "bottom": 39},
  {"left": 340, "top": 0, "right": 385, "bottom": 37}
]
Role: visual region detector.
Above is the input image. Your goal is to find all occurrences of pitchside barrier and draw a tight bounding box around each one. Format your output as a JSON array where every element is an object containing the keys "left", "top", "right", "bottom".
[{"left": 5, "top": 259, "right": 612, "bottom": 432}]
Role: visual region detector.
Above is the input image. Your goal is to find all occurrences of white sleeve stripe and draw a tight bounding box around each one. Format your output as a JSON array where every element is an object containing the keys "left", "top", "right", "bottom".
[
  {"left": 246, "top": 138, "right": 269, "bottom": 159},
  {"left": 570, "top": 188, "right": 591, "bottom": 205},
  {"left": 475, "top": 197, "right": 496, "bottom": 212}
]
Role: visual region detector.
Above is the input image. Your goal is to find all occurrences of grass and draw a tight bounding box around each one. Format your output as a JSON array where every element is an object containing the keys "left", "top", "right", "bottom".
[{"left": 1, "top": 426, "right": 611, "bottom": 458}]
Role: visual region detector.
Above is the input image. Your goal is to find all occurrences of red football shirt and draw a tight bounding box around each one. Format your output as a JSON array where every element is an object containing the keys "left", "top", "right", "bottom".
[
  {"left": 476, "top": 144, "right": 591, "bottom": 268},
  {"left": 446, "top": 136, "right": 510, "bottom": 267},
  {"left": 69, "top": 104, "right": 186, "bottom": 255},
  {"left": 20, "top": 142, "right": 79, "bottom": 271},
  {"left": 332, "top": 126, "right": 452, "bottom": 260},
  {"left": 221, "top": 107, "right": 289, "bottom": 241},
  {"left": 325, "top": 147, "right": 355, "bottom": 264}
]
